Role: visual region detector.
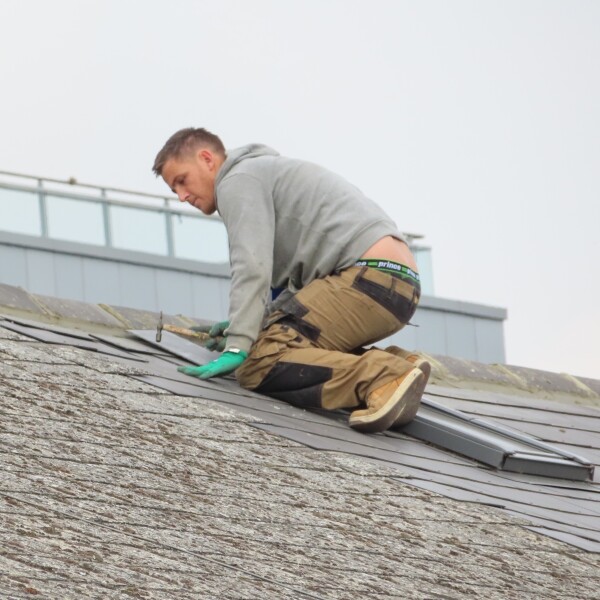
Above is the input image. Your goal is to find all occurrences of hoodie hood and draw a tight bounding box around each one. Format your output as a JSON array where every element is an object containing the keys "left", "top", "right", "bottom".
[{"left": 215, "top": 144, "right": 279, "bottom": 186}]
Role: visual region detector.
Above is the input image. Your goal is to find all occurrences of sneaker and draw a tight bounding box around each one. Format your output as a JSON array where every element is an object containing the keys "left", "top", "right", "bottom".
[
  {"left": 384, "top": 346, "right": 431, "bottom": 383},
  {"left": 349, "top": 367, "right": 424, "bottom": 433}
]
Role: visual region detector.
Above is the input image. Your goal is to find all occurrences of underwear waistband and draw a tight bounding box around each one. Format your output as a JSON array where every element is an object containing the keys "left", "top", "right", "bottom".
[{"left": 354, "top": 259, "right": 420, "bottom": 284}]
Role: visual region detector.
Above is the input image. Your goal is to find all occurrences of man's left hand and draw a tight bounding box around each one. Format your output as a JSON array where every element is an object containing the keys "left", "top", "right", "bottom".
[
  {"left": 177, "top": 350, "right": 248, "bottom": 380},
  {"left": 190, "top": 320, "right": 229, "bottom": 352}
]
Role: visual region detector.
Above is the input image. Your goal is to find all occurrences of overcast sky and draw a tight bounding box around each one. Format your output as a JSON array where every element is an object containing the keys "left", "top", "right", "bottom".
[{"left": 1, "top": 0, "right": 598, "bottom": 378}]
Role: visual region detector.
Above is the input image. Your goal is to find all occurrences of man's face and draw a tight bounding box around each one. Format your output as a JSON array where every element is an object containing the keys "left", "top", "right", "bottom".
[{"left": 162, "top": 148, "right": 220, "bottom": 215}]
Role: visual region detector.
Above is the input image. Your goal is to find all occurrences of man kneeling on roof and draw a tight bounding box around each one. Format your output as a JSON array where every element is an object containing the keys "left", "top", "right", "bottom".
[{"left": 152, "top": 128, "right": 430, "bottom": 434}]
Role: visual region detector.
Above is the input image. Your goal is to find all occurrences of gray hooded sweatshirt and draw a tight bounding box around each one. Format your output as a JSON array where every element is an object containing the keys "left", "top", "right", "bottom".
[{"left": 214, "top": 144, "right": 405, "bottom": 353}]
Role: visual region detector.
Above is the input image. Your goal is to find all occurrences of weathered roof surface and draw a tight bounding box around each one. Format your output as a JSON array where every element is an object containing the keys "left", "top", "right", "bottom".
[{"left": 1, "top": 284, "right": 600, "bottom": 599}]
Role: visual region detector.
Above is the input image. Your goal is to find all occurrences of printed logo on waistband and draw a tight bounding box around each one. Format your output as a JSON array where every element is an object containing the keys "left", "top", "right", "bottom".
[{"left": 354, "top": 259, "right": 420, "bottom": 283}]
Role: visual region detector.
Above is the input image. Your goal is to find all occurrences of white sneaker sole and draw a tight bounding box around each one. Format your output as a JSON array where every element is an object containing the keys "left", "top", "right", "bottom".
[
  {"left": 349, "top": 369, "right": 423, "bottom": 434},
  {"left": 391, "top": 359, "right": 430, "bottom": 428},
  {"left": 413, "top": 358, "right": 431, "bottom": 383}
]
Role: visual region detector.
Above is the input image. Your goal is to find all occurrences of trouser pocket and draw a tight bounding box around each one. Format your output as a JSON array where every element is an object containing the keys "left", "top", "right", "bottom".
[{"left": 351, "top": 266, "right": 420, "bottom": 325}]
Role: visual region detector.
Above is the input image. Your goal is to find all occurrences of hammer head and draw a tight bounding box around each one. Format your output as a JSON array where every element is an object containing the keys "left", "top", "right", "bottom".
[{"left": 156, "top": 311, "right": 163, "bottom": 343}]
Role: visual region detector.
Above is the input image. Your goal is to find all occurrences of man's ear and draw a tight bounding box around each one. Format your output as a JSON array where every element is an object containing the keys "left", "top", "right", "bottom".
[{"left": 198, "top": 148, "right": 216, "bottom": 169}]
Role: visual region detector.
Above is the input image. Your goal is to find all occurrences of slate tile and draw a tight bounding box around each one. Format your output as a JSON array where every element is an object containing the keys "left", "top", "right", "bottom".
[{"left": 0, "top": 285, "right": 47, "bottom": 314}]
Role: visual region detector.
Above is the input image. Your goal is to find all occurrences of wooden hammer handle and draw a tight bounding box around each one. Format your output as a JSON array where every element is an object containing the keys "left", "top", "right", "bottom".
[{"left": 163, "top": 324, "right": 211, "bottom": 340}]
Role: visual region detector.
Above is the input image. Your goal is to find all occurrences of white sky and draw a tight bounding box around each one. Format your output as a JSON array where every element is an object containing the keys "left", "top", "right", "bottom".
[{"left": 1, "top": 0, "right": 599, "bottom": 378}]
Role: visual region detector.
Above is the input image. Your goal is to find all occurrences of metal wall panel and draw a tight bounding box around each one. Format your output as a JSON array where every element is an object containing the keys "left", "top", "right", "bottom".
[
  {"left": 191, "top": 275, "right": 229, "bottom": 321},
  {"left": 117, "top": 263, "right": 158, "bottom": 311},
  {"left": 389, "top": 308, "right": 505, "bottom": 362},
  {"left": 475, "top": 317, "right": 505, "bottom": 363},
  {"left": 446, "top": 313, "right": 478, "bottom": 359},
  {"left": 82, "top": 258, "right": 122, "bottom": 305},
  {"left": 218, "top": 277, "right": 230, "bottom": 318},
  {"left": 412, "top": 307, "right": 448, "bottom": 354},
  {"left": 156, "top": 269, "right": 194, "bottom": 316},
  {"left": 0, "top": 245, "right": 27, "bottom": 288},
  {"left": 54, "top": 254, "right": 85, "bottom": 299},
  {"left": 26, "top": 249, "right": 56, "bottom": 296},
  {"left": 384, "top": 319, "right": 418, "bottom": 350}
]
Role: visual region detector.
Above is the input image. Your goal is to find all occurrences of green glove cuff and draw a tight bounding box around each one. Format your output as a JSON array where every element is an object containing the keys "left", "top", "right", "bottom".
[
  {"left": 177, "top": 350, "right": 247, "bottom": 380},
  {"left": 204, "top": 336, "right": 227, "bottom": 352}
]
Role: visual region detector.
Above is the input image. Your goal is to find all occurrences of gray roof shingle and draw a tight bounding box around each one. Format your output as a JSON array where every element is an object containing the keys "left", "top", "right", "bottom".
[{"left": 1, "top": 292, "right": 600, "bottom": 598}]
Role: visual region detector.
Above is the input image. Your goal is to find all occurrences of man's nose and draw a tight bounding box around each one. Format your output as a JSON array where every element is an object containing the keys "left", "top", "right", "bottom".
[{"left": 177, "top": 189, "right": 188, "bottom": 202}]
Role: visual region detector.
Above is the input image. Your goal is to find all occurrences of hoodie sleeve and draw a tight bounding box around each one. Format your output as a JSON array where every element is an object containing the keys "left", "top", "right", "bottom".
[{"left": 216, "top": 172, "right": 275, "bottom": 353}]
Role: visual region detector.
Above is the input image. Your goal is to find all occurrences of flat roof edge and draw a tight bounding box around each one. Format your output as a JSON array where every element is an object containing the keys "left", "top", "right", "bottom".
[
  {"left": 419, "top": 294, "right": 507, "bottom": 320},
  {"left": 0, "top": 230, "right": 231, "bottom": 277}
]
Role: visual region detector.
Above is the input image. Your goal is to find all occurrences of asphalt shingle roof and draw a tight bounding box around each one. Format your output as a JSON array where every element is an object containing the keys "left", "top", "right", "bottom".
[{"left": 1, "top": 290, "right": 600, "bottom": 599}]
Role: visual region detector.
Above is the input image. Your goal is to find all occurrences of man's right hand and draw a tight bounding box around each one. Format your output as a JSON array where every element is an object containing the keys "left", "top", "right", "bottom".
[{"left": 191, "top": 320, "right": 230, "bottom": 352}]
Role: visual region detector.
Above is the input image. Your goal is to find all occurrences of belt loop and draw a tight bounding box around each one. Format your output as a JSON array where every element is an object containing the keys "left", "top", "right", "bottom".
[
  {"left": 411, "top": 285, "right": 418, "bottom": 308},
  {"left": 356, "top": 265, "right": 368, "bottom": 281}
]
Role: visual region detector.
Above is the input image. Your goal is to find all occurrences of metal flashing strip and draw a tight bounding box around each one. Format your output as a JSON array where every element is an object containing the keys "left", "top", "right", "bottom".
[{"left": 401, "top": 397, "right": 595, "bottom": 481}]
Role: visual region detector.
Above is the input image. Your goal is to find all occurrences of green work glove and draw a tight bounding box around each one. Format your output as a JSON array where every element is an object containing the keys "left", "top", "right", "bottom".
[
  {"left": 191, "top": 320, "right": 230, "bottom": 352},
  {"left": 177, "top": 350, "right": 247, "bottom": 380}
]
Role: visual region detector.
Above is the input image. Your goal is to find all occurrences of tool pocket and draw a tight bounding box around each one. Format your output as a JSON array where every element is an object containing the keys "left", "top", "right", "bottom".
[
  {"left": 265, "top": 294, "right": 322, "bottom": 342},
  {"left": 352, "top": 267, "right": 420, "bottom": 325}
]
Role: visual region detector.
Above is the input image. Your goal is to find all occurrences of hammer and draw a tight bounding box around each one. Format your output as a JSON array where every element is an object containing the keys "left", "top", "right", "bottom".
[
  {"left": 156, "top": 311, "right": 164, "bottom": 342},
  {"left": 156, "top": 311, "right": 211, "bottom": 343}
]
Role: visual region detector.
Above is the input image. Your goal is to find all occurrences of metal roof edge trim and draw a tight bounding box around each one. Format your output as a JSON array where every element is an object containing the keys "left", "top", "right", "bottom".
[{"left": 417, "top": 295, "right": 507, "bottom": 320}]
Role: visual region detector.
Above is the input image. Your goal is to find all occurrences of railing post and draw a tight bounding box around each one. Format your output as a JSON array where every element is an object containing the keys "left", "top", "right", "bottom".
[
  {"left": 100, "top": 188, "right": 112, "bottom": 247},
  {"left": 164, "top": 198, "right": 175, "bottom": 257},
  {"left": 37, "top": 178, "right": 48, "bottom": 237}
]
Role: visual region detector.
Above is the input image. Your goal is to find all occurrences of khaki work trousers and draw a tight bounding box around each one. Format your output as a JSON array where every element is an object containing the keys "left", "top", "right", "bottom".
[{"left": 236, "top": 265, "right": 420, "bottom": 411}]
